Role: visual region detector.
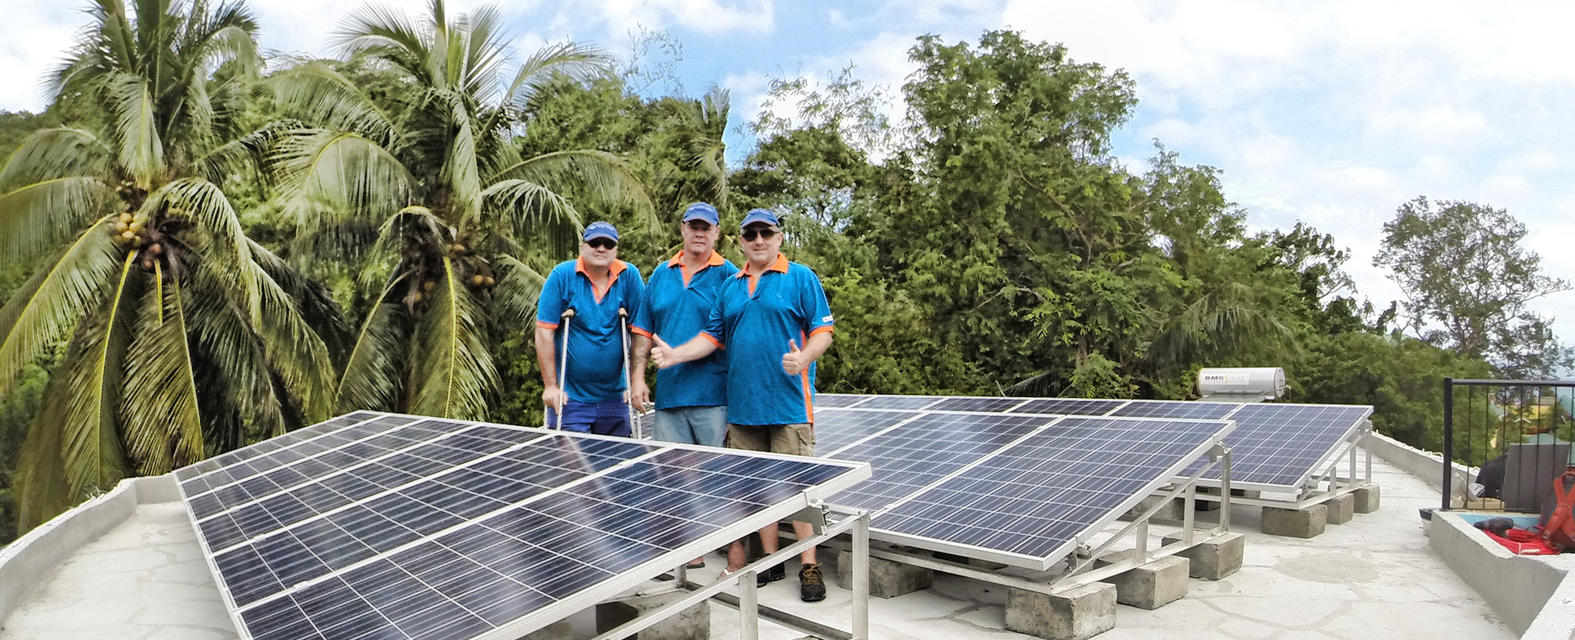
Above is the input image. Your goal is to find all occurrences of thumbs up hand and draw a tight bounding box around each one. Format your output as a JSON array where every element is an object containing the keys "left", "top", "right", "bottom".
[
  {"left": 651, "top": 335, "right": 677, "bottom": 369},
  {"left": 782, "top": 340, "right": 806, "bottom": 375}
]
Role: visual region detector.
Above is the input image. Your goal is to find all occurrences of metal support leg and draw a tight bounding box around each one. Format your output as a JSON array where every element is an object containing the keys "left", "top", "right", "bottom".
[
  {"left": 1134, "top": 520, "right": 1149, "bottom": 564},
  {"left": 740, "top": 571, "right": 759, "bottom": 640},
  {"left": 853, "top": 513, "right": 870, "bottom": 640},
  {"left": 1219, "top": 447, "right": 1232, "bottom": 532},
  {"left": 1349, "top": 445, "right": 1357, "bottom": 491},
  {"left": 1182, "top": 484, "right": 1196, "bottom": 544}
]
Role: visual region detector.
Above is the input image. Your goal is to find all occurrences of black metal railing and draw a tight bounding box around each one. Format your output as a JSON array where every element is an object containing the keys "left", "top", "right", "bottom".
[{"left": 1441, "top": 377, "right": 1575, "bottom": 512}]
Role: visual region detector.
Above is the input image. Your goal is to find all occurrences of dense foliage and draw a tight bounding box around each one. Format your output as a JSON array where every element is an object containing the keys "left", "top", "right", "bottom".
[{"left": 1, "top": 6, "right": 1567, "bottom": 543}]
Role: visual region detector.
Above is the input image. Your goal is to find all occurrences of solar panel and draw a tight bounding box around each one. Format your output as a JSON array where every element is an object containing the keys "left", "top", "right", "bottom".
[
  {"left": 828, "top": 413, "right": 1054, "bottom": 511},
  {"left": 178, "top": 413, "right": 869, "bottom": 640},
  {"left": 853, "top": 395, "right": 944, "bottom": 410},
  {"left": 1195, "top": 403, "right": 1372, "bottom": 488},
  {"left": 1110, "top": 400, "right": 1238, "bottom": 420},
  {"left": 813, "top": 408, "right": 922, "bottom": 455},
  {"left": 872, "top": 417, "right": 1233, "bottom": 568},
  {"left": 815, "top": 393, "right": 872, "bottom": 408},
  {"left": 928, "top": 396, "right": 1028, "bottom": 412},
  {"left": 1008, "top": 398, "right": 1128, "bottom": 416}
]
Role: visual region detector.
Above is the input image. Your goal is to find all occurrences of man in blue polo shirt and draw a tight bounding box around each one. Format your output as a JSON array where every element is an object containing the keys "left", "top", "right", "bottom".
[
  {"left": 650, "top": 208, "right": 834, "bottom": 602},
  {"left": 629, "top": 202, "right": 738, "bottom": 571},
  {"left": 535, "top": 221, "right": 645, "bottom": 436}
]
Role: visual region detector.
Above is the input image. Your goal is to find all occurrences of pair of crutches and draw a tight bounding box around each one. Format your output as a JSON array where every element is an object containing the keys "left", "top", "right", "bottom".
[{"left": 544, "top": 307, "right": 640, "bottom": 438}]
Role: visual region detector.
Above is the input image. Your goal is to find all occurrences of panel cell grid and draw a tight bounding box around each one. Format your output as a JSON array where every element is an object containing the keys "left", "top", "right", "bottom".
[
  {"left": 874, "top": 417, "right": 1230, "bottom": 563},
  {"left": 814, "top": 393, "right": 870, "bottom": 408},
  {"left": 852, "top": 395, "right": 943, "bottom": 410},
  {"left": 813, "top": 408, "right": 920, "bottom": 455},
  {"left": 1194, "top": 403, "right": 1371, "bottom": 487},
  {"left": 928, "top": 397, "right": 1027, "bottom": 413},
  {"left": 828, "top": 413, "right": 1053, "bottom": 511},
  {"left": 1111, "top": 400, "right": 1238, "bottom": 420},
  {"left": 1008, "top": 398, "right": 1127, "bottom": 416},
  {"left": 180, "top": 412, "right": 868, "bottom": 640}
]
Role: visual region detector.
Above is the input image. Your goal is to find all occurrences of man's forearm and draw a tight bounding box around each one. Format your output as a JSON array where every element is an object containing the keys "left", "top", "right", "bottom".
[
  {"left": 534, "top": 326, "right": 558, "bottom": 386},
  {"left": 631, "top": 335, "right": 651, "bottom": 374},
  {"left": 799, "top": 330, "right": 832, "bottom": 364}
]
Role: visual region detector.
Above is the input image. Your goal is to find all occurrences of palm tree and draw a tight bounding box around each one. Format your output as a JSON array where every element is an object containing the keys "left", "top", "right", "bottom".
[
  {"left": 0, "top": 0, "right": 340, "bottom": 529},
  {"left": 266, "top": 0, "right": 650, "bottom": 420}
]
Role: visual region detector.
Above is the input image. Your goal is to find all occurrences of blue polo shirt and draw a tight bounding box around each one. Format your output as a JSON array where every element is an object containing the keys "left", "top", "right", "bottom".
[
  {"left": 536, "top": 257, "right": 645, "bottom": 403},
  {"left": 630, "top": 251, "right": 739, "bottom": 410},
  {"left": 701, "top": 253, "right": 834, "bottom": 426}
]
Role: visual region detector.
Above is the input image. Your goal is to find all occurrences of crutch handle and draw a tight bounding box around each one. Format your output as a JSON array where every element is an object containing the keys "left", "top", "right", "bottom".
[{"left": 561, "top": 308, "right": 576, "bottom": 319}]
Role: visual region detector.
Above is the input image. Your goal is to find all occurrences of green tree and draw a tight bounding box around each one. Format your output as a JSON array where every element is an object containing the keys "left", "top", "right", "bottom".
[
  {"left": 1373, "top": 196, "right": 1572, "bottom": 378},
  {"left": 266, "top": 0, "right": 650, "bottom": 420},
  {"left": 0, "top": 0, "right": 340, "bottom": 530}
]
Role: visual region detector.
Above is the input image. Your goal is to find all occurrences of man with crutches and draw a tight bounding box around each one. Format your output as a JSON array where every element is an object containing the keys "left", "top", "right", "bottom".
[
  {"left": 629, "top": 202, "right": 739, "bottom": 570},
  {"left": 650, "top": 208, "right": 835, "bottom": 602},
  {"left": 534, "top": 221, "right": 646, "bottom": 436}
]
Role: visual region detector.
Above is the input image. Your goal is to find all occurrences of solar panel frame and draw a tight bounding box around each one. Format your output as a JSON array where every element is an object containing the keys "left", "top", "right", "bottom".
[
  {"left": 1188, "top": 403, "right": 1373, "bottom": 491},
  {"left": 864, "top": 416, "right": 1234, "bottom": 570},
  {"left": 178, "top": 412, "right": 870, "bottom": 640}
]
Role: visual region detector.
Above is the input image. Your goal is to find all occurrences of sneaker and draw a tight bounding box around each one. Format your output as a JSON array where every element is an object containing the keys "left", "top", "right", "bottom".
[
  {"left": 756, "top": 562, "right": 785, "bottom": 587},
  {"left": 798, "top": 563, "right": 826, "bottom": 602}
]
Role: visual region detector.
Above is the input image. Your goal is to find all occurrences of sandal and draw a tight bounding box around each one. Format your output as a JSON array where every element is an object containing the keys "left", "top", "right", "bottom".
[{"left": 686, "top": 560, "right": 706, "bottom": 569}]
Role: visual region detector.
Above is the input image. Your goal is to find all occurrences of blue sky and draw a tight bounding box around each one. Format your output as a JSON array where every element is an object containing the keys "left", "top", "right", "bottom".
[{"left": 6, "top": 0, "right": 1575, "bottom": 349}]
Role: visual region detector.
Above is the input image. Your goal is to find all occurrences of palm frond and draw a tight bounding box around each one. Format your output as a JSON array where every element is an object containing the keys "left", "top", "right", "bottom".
[
  {"left": 121, "top": 263, "right": 203, "bottom": 474},
  {"left": 334, "top": 2, "right": 430, "bottom": 80},
  {"left": 460, "top": 4, "right": 507, "bottom": 99},
  {"left": 0, "top": 217, "right": 122, "bottom": 398},
  {"left": 270, "top": 62, "right": 399, "bottom": 147},
  {"left": 444, "top": 96, "right": 482, "bottom": 224},
  {"left": 152, "top": 178, "right": 338, "bottom": 421},
  {"left": 0, "top": 177, "right": 116, "bottom": 265},
  {"left": 105, "top": 72, "right": 166, "bottom": 187},
  {"left": 502, "top": 41, "right": 611, "bottom": 110},
  {"left": 194, "top": 119, "right": 299, "bottom": 187},
  {"left": 182, "top": 258, "right": 285, "bottom": 446},
  {"left": 273, "top": 128, "right": 414, "bottom": 226},
  {"left": 13, "top": 381, "right": 74, "bottom": 530},
  {"left": 59, "top": 251, "right": 138, "bottom": 497},
  {"left": 490, "top": 252, "right": 544, "bottom": 323},
  {"left": 488, "top": 149, "right": 655, "bottom": 230},
  {"left": 479, "top": 177, "right": 582, "bottom": 254},
  {"left": 335, "top": 275, "right": 413, "bottom": 412},
  {"left": 0, "top": 128, "right": 112, "bottom": 190},
  {"left": 409, "top": 257, "right": 495, "bottom": 419}
]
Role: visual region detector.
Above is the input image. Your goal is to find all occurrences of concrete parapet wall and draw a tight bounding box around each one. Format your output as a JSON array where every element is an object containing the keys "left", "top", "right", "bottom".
[
  {"left": 1362, "top": 432, "right": 1474, "bottom": 495},
  {"left": 1426, "top": 510, "right": 1575, "bottom": 637},
  {"left": 0, "top": 475, "right": 175, "bottom": 623}
]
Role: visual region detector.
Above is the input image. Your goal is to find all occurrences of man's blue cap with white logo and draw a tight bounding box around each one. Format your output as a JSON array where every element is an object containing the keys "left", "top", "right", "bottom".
[
  {"left": 740, "top": 208, "right": 780, "bottom": 230},
  {"left": 582, "top": 221, "right": 618, "bottom": 242},
  {"left": 683, "top": 202, "right": 720, "bottom": 226}
]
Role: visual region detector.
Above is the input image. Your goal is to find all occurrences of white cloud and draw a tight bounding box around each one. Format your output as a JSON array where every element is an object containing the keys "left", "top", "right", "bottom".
[
  {"left": 1365, "top": 105, "right": 1493, "bottom": 146},
  {"left": 588, "top": 0, "right": 774, "bottom": 38}
]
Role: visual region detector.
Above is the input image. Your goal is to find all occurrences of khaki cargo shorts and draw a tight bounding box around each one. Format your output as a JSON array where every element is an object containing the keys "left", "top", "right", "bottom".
[{"left": 724, "top": 422, "right": 815, "bottom": 457}]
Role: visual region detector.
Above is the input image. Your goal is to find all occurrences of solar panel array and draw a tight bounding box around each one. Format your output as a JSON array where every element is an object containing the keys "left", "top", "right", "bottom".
[
  {"left": 816, "top": 394, "right": 1371, "bottom": 490},
  {"left": 177, "top": 412, "right": 868, "bottom": 640}
]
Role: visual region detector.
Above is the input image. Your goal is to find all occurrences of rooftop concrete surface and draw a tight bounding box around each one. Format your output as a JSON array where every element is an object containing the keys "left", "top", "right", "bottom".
[{"left": 0, "top": 450, "right": 1525, "bottom": 640}]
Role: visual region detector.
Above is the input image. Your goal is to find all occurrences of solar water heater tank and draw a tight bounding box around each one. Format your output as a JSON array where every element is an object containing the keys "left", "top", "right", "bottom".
[{"left": 1198, "top": 367, "right": 1286, "bottom": 402}]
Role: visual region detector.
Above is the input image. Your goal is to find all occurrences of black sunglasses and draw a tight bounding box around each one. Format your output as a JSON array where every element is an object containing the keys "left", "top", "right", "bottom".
[
  {"left": 741, "top": 227, "right": 778, "bottom": 241},
  {"left": 586, "top": 238, "right": 617, "bottom": 250}
]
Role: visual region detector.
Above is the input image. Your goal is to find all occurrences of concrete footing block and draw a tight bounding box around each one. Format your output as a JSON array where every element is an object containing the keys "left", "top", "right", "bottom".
[
  {"left": 1260, "top": 504, "right": 1327, "bottom": 538},
  {"left": 595, "top": 589, "right": 709, "bottom": 640},
  {"left": 1004, "top": 583, "right": 1117, "bottom": 640},
  {"left": 1093, "top": 552, "right": 1189, "bottom": 610},
  {"left": 1161, "top": 532, "right": 1245, "bottom": 580},
  {"left": 521, "top": 620, "right": 572, "bottom": 640},
  {"left": 1324, "top": 493, "right": 1355, "bottom": 524},
  {"left": 836, "top": 550, "right": 932, "bottom": 598},
  {"left": 1354, "top": 485, "right": 1381, "bottom": 513}
]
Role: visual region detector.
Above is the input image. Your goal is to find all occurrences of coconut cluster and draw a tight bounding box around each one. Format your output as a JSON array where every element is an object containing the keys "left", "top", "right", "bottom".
[
  {"left": 402, "top": 239, "right": 496, "bottom": 308},
  {"left": 110, "top": 209, "right": 168, "bottom": 272}
]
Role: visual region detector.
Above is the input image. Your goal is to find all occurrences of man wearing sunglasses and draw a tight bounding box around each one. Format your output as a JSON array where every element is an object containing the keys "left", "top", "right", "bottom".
[
  {"left": 649, "top": 208, "right": 835, "bottom": 602},
  {"left": 535, "top": 221, "right": 646, "bottom": 436}
]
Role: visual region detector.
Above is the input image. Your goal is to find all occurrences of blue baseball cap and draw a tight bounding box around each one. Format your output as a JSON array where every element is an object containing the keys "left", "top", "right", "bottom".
[
  {"left": 740, "top": 208, "right": 780, "bottom": 229},
  {"left": 683, "top": 202, "right": 720, "bottom": 226},
  {"left": 583, "top": 221, "right": 618, "bottom": 243}
]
